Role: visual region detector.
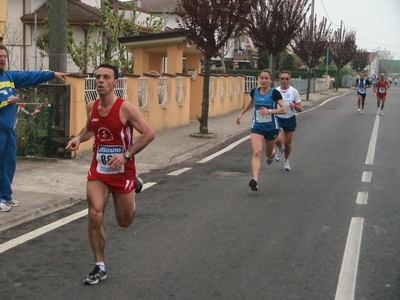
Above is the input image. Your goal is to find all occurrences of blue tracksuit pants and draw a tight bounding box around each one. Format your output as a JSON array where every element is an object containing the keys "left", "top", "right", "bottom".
[{"left": 0, "top": 129, "right": 17, "bottom": 200}]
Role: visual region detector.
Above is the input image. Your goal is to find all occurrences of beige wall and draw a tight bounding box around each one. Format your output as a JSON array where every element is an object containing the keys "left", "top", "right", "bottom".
[
  {"left": 192, "top": 74, "right": 245, "bottom": 119},
  {"left": 66, "top": 74, "right": 195, "bottom": 156},
  {"left": 0, "top": 0, "right": 6, "bottom": 42},
  {"left": 66, "top": 73, "right": 245, "bottom": 156}
]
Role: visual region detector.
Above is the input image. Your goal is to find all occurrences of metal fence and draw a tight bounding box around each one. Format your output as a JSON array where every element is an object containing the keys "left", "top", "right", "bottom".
[
  {"left": 245, "top": 76, "right": 257, "bottom": 93},
  {"left": 245, "top": 76, "right": 330, "bottom": 94},
  {"left": 85, "top": 76, "right": 128, "bottom": 103},
  {"left": 158, "top": 76, "right": 168, "bottom": 106},
  {"left": 138, "top": 77, "right": 150, "bottom": 109},
  {"left": 175, "top": 77, "right": 185, "bottom": 105}
]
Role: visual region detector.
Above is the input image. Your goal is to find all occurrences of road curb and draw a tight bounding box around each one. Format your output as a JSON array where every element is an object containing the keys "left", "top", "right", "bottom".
[{"left": 0, "top": 197, "right": 84, "bottom": 232}]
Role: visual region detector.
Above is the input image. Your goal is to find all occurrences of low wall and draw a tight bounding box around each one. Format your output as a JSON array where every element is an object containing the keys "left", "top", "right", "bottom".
[{"left": 66, "top": 72, "right": 245, "bottom": 156}]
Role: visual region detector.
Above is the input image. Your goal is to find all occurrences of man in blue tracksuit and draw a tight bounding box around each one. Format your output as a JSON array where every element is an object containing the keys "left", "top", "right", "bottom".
[{"left": 0, "top": 44, "right": 68, "bottom": 212}]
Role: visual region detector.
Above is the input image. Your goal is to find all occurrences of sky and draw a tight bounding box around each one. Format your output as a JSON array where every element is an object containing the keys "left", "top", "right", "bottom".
[
  {"left": 313, "top": 0, "right": 400, "bottom": 58},
  {"left": 121, "top": 0, "right": 400, "bottom": 57}
]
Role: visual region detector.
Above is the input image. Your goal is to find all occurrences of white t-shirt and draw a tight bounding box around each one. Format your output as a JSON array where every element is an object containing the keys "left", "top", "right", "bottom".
[{"left": 276, "top": 86, "right": 301, "bottom": 119}]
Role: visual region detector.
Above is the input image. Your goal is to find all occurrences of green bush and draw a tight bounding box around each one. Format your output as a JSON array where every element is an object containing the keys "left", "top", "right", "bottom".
[{"left": 16, "top": 107, "right": 52, "bottom": 157}]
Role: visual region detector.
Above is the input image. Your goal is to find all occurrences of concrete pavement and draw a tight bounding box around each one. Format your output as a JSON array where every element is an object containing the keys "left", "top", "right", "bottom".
[{"left": 0, "top": 88, "right": 350, "bottom": 232}]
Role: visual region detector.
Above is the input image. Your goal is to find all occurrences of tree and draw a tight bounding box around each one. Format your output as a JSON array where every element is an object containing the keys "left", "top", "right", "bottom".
[
  {"left": 374, "top": 48, "right": 395, "bottom": 74},
  {"left": 350, "top": 49, "right": 369, "bottom": 73},
  {"left": 176, "top": 0, "right": 253, "bottom": 134},
  {"left": 246, "top": 0, "right": 310, "bottom": 73},
  {"left": 37, "top": 0, "right": 166, "bottom": 73},
  {"left": 374, "top": 48, "right": 394, "bottom": 60},
  {"left": 258, "top": 49, "right": 295, "bottom": 72},
  {"left": 329, "top": 22, "right": 357, "bottom": 90},
  {"left": 291, "top": 15, "right": 331, "bottom": 99}
]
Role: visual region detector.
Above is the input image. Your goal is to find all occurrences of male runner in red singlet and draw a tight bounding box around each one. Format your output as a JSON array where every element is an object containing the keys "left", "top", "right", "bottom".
[
  {"left": 66, "top": 63, "right": 155, "bottom": 285},
  {"left": 374, "top": 73, "right": 390, "bottom": 115}
]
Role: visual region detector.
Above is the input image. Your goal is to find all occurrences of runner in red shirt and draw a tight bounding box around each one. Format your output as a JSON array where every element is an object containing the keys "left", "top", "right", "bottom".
[
  {"left": 66, "top": 63, "right": 155, "bottom": 285},
  {"left": 374, "top": 73, "right": 390, "bottom": 115}
]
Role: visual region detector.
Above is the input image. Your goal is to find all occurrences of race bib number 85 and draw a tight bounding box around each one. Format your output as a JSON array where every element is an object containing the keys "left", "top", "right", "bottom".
[{"left": 96, "top": 145, "right": 124, "bottom": 174}]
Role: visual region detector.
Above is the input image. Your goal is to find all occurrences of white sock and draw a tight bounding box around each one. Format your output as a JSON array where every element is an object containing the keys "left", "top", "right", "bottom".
[{"left": 95, "top": 262, "right": 106, "bottom": 271}]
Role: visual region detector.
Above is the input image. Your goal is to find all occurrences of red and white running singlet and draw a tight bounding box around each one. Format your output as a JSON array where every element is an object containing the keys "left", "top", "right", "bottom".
[
  {"left": 376, "top": 80, "right": 388, "bottom": 97},
  {"left": 88, "top": 98, "right": 136, "bottom": 188}
]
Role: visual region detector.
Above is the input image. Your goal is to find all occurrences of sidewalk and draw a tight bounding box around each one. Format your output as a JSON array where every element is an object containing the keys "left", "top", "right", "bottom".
[{"left": 0, "top": 88, "right": 350, "bottom": 232}]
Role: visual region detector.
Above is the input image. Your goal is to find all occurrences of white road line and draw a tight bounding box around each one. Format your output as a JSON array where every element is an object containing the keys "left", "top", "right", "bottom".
[
  {"left": 143, "top": 182, "right": 157, "bottom": 189},
  {"left": 361, "top": 171, "right": 372, "bottom": 182},
  {"left": 365, "top": 115, "right": 380, "bottom": 165},
  {"left": 297, "top": 92, "right": 352, "bottom": 115},
  {"left": 335, "top": 217, "right": 364, "bottom": 300},
  {"left": 356, "top": 192, "right": 368, "bottom": 205},
  {"left": 319, "top": 94, "right": 345, "bottom": 106},
  {"left": 167, "top": 167, "right": 192, "bottom": 176},
  {"left": 0, "top": 209, "right": 88, "bottom": 254},
  {"left": 0, "top": 182, "right": 157, "bottom": 254},
  {"left": 199, "top": 91, "right": 349, "bottom": 163},
  {"left": 197, "top": 135, "right": 250, "bottom": 164}
]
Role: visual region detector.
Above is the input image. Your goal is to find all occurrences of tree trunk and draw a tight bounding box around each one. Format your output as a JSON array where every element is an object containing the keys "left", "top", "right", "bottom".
[
  {"left": 199, "top": 55, "right": 212, "bottom": 134},
  {"left": 269, "top": 53, "right": 274, "bottom": 73},
  {"left": 306, "top": 68, "right": 311, "bottom": 100},
  {"left": 336, "top": 68, "right": 340, "bottom": 91}
]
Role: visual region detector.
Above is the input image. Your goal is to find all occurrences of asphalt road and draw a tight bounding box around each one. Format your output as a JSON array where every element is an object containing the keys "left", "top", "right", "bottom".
[{"left": 1, "top": 86, "right": 400, "bottom": 300}]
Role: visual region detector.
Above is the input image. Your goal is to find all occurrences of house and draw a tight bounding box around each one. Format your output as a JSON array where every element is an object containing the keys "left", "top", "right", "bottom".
[
  {"left": 364, "top": 52, "right": 379, "bottom": 77},
  {"left": 3, "top": 0, "right": 153, "bottom": 72},
  {"left": 3, "top": 0, "right": 257, "bottom": 72},
  {"left": 134, "top": 0, "right": 258, "bottom": 71}
]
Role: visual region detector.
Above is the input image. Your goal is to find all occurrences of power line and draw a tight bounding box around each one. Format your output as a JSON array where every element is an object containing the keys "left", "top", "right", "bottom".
[
  {"left": 319, "top": 0, "right": 340, "bottom": 27},
  {"left": 357, "top": 38, "right": 400, "bottom": 50}
]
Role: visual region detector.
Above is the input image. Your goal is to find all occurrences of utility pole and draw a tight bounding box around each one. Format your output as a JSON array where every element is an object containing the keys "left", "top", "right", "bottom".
[
  {"left": 311, "top": 0, "right": 315, "bottom": 19},
  {"left": 48, "top": 0, "right": 67, "bottom": 81}
]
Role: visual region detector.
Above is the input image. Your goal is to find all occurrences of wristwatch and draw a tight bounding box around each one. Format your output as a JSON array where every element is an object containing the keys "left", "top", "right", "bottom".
[{"left": 123, "top": 151, "right": 132, "bottom": 160}]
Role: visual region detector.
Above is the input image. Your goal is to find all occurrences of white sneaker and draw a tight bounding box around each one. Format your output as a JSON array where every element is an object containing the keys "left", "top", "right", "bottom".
[
  {"left": 275, "top": 146, "right": 285, "bottom": 162},
  {"left": 0, "top": 202, "right": 12, "bottom": 212},
  {"left": 357, "top": 109, "right": 361, "bottom": 113},
  {"left": 2, "top": 199, "right": 20, "bottom": 207},
  {"left": 380, "top": 111, "right": 384, "bottom": 116},
  {"left": 283, "top": 160, "right": 291, "bottom": 171},
  {"left": 377, "top": 109, "right": 381, "bottom": 115},
  {"left": 361, "top": 109, "right": 364, "bottom": 114}
]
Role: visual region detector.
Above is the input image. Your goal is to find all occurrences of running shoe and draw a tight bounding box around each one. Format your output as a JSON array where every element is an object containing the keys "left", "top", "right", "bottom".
[
  {"left": 361, "top": 109, "right": 364, "bottom": 114},
  {"left": 283, "top": 160, "right": 291, "bottom": 171},
  {"left": 357, "top": 109, "right": 360, "bottom": 114},
  {"left": 377, "top": 109, "right": 381, "bottom": 115},
  {"left": 2, "top": 199, "right": 20, "bottom": 207},
  {"left": 275, "top": 147, "right": 285, "bottom": 162},
  {"left": 83, "top": 265, "right": 107, "bottom": 285},
  {"left": 248, "top": 178, "right": 258, "bottom": 191},
  {"left": 135, "top": 177, "right": 143, "bottom": 194},
  {"left": 380, "top": 111, "right": 384, "bottom": 116},
  {"left": 0, "top": 202, "right": 12, "bottom": 212}
]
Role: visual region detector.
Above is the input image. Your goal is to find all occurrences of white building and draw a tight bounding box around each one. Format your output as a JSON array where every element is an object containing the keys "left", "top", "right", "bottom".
[
  {"left": 138, "top": 0, "right": 258, "bottom": 70},
  {"left": 5, "top": 0, "right": 153, "bottom": 72}
]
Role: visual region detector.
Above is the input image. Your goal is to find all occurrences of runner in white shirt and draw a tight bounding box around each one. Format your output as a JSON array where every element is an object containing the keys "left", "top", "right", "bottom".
[
  {"left": 274, "top": 71, "right": 302, "bottom": 171},
  {"left": 354, "top": 71, "right": 371, "bottom": 114}
]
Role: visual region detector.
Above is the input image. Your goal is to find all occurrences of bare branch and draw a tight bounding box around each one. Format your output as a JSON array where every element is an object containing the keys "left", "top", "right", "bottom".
[{"left": 246, "top": 0, "right": 310, "bottom": 71}]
